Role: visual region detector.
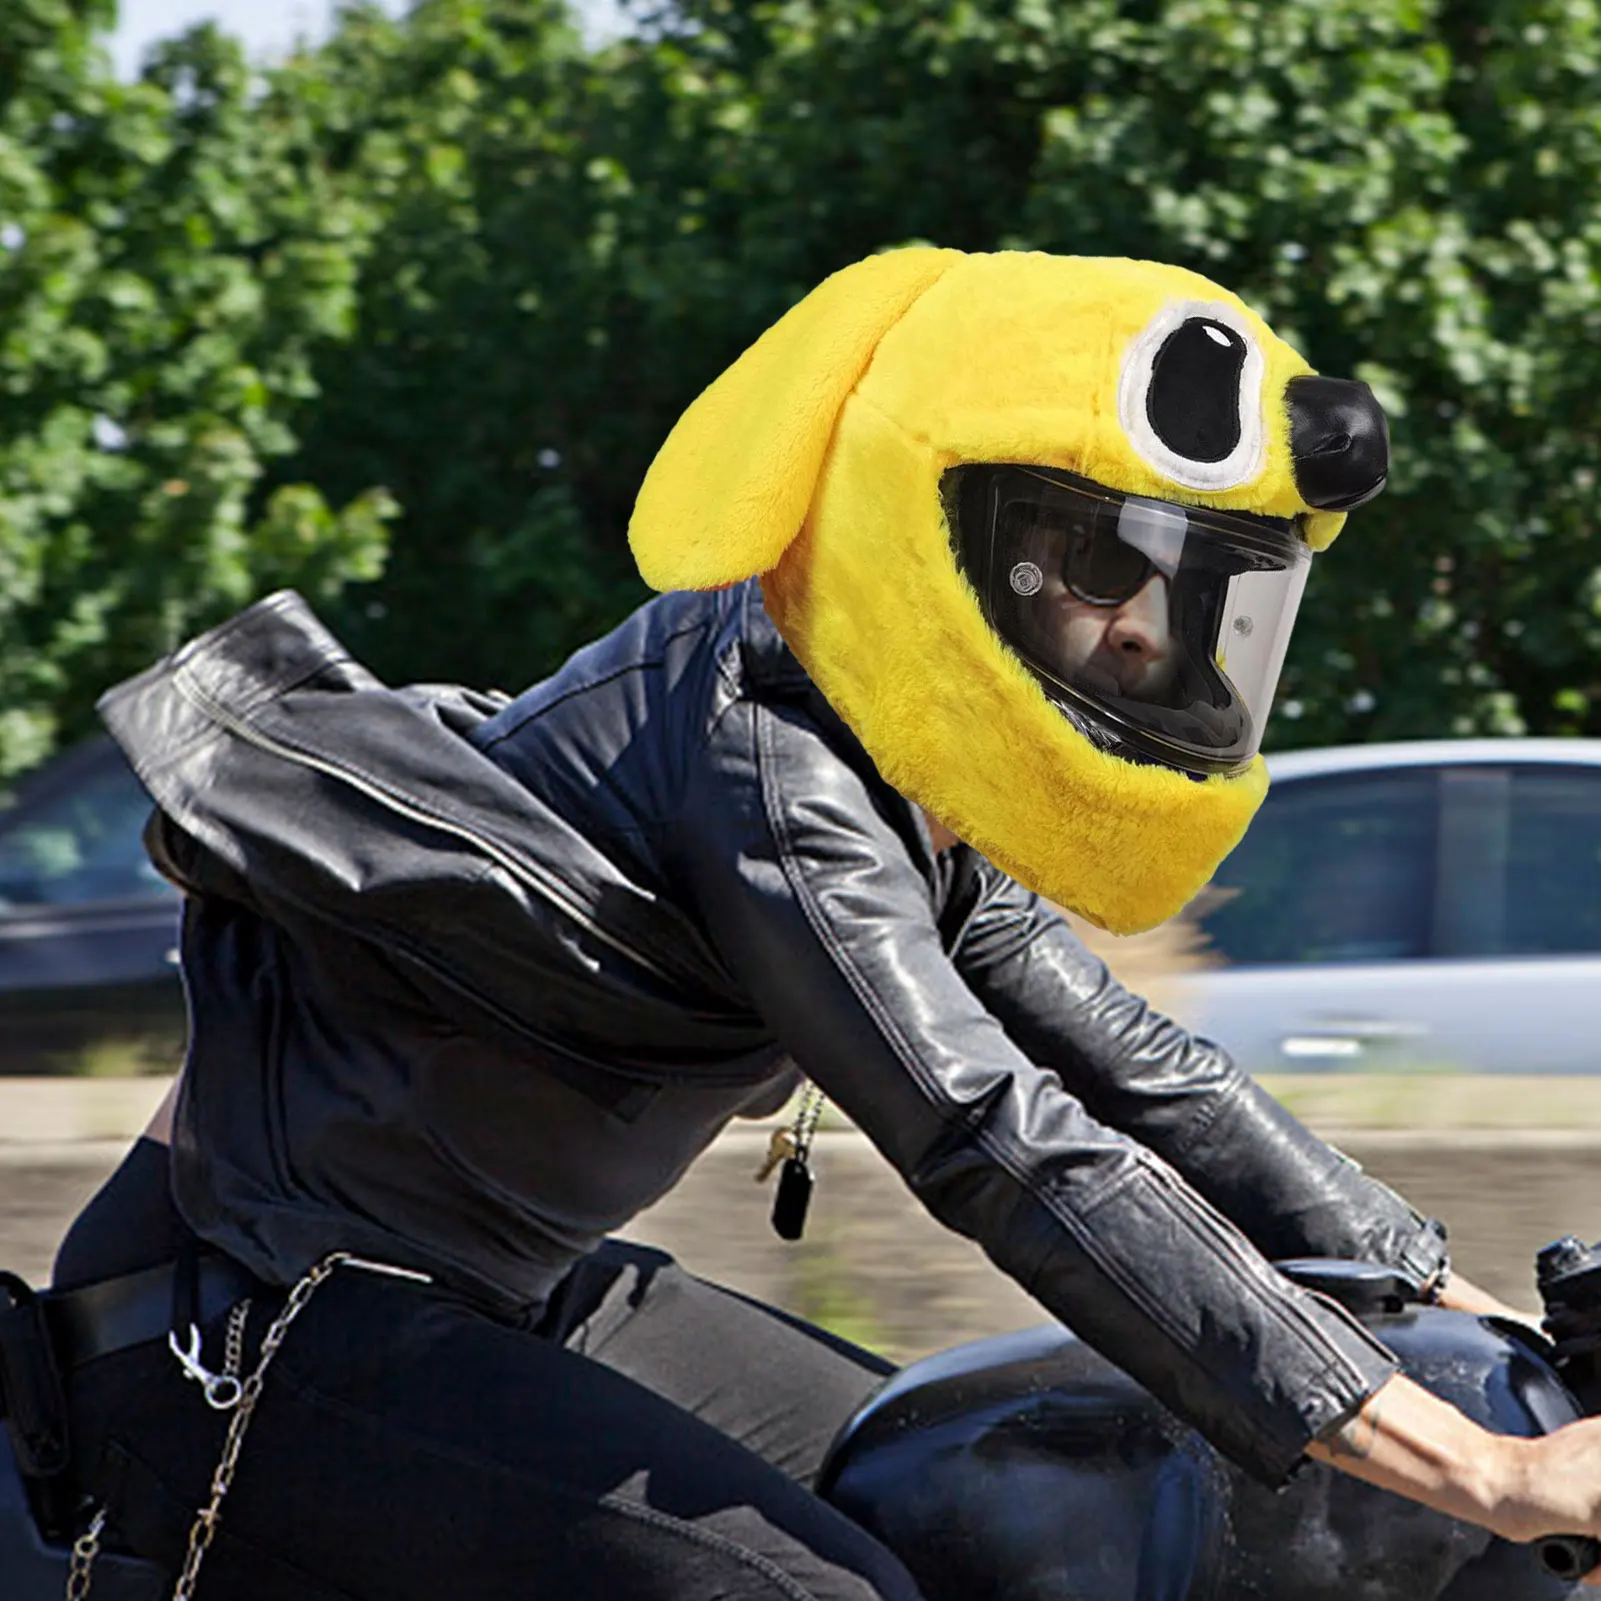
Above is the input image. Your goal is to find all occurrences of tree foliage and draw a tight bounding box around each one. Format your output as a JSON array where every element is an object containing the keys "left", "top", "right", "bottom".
[
  {"left": 263, "top": 0, "right": 645, "bottom": 685},
  {"left": 0, "top": 2, "right": 394, "bottom": 776},
  {"left": 8, "top": 0, "right": 1601, "bottom": 774}
]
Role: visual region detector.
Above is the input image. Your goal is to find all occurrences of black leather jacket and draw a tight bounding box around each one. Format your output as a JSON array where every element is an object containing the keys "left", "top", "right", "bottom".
[{"left": 100, "top": 582, "right": 1446, "bottom": 1487}]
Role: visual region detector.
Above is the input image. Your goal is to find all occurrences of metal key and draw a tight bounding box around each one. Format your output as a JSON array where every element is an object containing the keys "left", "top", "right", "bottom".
[{"left": 754, "top": 1127, "right": 798, "bottom": 1183}]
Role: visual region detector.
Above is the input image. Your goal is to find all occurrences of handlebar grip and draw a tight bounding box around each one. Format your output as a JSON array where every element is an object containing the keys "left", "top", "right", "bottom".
[{"left": 1537, "top": 1535, "right": 1601, "bottom": 1582}]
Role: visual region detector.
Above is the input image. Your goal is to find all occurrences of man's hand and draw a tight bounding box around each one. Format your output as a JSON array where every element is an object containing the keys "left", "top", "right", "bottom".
[
  {"left": 1510, "top": 1419, "right": 1601, "bottom": 1586},
  {"left": 1306, "top": 1374, "right": 1601, "bottom": 1580},
  {"left": 1433, "top": 1270, "right": 1546, "bottom": 1339}
]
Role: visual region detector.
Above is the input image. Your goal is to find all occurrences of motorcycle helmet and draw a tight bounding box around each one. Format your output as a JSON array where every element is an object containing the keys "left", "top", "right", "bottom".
[{"left": 629, "top": 248, "right": 1388, "bottom": 933}]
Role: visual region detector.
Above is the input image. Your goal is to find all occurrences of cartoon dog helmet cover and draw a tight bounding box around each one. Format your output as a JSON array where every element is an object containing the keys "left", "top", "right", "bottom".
[{"left": 628, "top": 249, "right": 1387, "bottom": 935}]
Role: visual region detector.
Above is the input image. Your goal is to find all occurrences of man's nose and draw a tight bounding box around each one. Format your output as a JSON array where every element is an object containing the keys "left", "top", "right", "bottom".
[{"left": 1105, "top": 577, "right": 1169, "bottom": 658}]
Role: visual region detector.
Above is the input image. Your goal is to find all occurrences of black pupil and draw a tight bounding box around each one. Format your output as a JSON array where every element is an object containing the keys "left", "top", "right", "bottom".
[{"left": 1146, "top": 318, "right": 1247, "bottom": 464}]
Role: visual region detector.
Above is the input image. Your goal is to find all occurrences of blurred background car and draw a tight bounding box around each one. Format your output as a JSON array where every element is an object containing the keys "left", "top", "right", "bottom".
[
  {"left": 5, "top": 734, "right": 1601, "bottom": 1078},
  {"left": 0, "top": 738, "right": 182, "bottom": 1076},
  {"left": 1166, "top": 738, "right": 1601, "bottom": 1076}
]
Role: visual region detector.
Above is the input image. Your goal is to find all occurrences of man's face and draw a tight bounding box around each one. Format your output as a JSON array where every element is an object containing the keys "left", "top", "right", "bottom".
[{"left": 1036, "top": 564, "right": 1177, "bottom": 703}]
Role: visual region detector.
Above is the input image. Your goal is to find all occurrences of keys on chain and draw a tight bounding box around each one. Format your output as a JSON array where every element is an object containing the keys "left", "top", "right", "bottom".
[
  {"left": 753, "top": 1083, "right": 826, "bottom": 1241},
  {"left": 753, "top": 1127, "right": 798, "bottom": 1184}
]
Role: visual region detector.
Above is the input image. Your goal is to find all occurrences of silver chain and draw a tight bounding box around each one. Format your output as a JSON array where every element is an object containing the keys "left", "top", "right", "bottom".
[
  {"left": 65, "top": 1506, "right": 106, "bottom": 1601},
  {"left": 169, "top": 1255, "right": 344, "bottom": 1601},
  {"left": 792, "top": 1081, "right": 828, "bottom": 1158},
  {"left": 170, "top": 1252, "right": 430, "bottom": 1601},
  {"left": 220, "top": 1299, "right": 251, "bottom": 1400},
  {"left": 62, "top": 1253, "right": 426, "bottom": 1601},
  {"left": 60, "top": 1296, "right": 250, "bottom": 1601}
]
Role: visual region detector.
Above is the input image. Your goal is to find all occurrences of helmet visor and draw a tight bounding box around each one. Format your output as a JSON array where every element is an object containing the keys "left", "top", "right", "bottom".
[{"left": 950, "top": 465, "right": 1311, "bottom": 774}]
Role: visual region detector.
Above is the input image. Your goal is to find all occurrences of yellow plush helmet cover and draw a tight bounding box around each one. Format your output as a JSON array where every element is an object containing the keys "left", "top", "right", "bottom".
[{"left": 629, "top": 248, "right": 1345, "bottom": 934}]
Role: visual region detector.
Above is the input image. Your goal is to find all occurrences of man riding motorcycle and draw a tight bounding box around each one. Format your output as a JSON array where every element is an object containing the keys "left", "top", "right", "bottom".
[{"left": 26, "top": 248, "right": 1601, "bottom": 1599}]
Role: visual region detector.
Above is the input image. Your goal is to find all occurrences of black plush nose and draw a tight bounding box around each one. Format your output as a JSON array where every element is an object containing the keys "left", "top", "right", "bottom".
[{"left": 1286, "top": 375, "right": 1389, "bottom": 512}]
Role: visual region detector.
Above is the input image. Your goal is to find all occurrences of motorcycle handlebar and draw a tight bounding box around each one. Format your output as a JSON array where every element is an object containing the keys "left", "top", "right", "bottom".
[{"left": 1537, "top": 1534, "right": 1601, "bottom": 1583}]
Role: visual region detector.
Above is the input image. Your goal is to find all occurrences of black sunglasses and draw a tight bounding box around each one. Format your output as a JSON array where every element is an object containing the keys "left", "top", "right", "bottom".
[{"left": 1059, "top": 519, "right": 1166, "bottom": 608}]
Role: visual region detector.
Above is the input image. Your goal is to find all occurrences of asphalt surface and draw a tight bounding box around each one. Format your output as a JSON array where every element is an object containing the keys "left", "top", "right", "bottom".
[{"left": 5, "top": 1128, "right": 1599, "bottom": 1361}]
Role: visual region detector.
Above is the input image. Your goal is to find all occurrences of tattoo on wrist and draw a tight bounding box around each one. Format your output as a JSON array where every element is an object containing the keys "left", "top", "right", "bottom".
[{"left": 1329, "top": 1393, "right": 1385, "bottom": 1461}]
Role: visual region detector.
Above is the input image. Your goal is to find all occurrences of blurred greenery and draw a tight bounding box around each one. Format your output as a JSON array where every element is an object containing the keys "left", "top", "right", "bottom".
[
  {"left": 791, "top": 1228, "right": 886, "bottom": 1354},
  {"left": 6, "top": 0, "right": 1601, "bottom": 775}
]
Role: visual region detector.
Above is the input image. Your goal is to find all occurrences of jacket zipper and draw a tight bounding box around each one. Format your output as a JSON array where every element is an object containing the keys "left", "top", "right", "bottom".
[{"left": 173, "top": 670, "right": 683, "bottom": 989}]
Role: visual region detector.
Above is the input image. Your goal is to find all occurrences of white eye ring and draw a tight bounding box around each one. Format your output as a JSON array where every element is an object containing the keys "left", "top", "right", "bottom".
[{"left": 1116, "top": 298, "right": 1267, "bottom": 492}]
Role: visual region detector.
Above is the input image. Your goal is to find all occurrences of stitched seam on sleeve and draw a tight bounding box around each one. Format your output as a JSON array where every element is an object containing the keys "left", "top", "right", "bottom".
[
  {"left": 1095, "top": 1152, "right": 1394, "bottom": 1392},
  {"left": 750, "top": 704, "right": 1369, "bottom": 1418}
]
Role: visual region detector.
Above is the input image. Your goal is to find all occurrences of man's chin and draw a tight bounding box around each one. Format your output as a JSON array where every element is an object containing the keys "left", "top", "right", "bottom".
[{"left": 1112, "top": 663, "right": 1178, "bottom": 702}]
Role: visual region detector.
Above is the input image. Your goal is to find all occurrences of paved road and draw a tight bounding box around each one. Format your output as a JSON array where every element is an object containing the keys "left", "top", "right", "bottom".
[{"left": 6, "top": 1128, "right": 1600, "bottom": 1362}]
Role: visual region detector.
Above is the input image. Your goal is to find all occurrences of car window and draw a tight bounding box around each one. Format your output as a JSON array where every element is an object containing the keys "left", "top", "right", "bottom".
[
  {"left": 1500, "top": 767, "right": 1601, "bottom": 956},
  {"left": 1192, "top": 769, "right": 1439, "bottom": 966},
  {"left": 0, "top": 754, "right": 167, "bottom": 910}
]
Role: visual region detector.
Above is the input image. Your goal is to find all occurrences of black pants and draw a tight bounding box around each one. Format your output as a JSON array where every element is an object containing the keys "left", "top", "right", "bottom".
[{"left": 56, "top": 1149, "right": 923, "bottom": 1601}]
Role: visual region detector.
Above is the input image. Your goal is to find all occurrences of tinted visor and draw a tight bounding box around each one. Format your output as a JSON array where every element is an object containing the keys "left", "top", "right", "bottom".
[{"left": 949, "top": 465, "right": 1311, "bottom": 775}]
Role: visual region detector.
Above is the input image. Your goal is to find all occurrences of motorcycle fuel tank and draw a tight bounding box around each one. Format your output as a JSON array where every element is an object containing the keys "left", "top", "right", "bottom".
[{"left": 817, "top": 1260, "right": 1588, "bottom": 1601}]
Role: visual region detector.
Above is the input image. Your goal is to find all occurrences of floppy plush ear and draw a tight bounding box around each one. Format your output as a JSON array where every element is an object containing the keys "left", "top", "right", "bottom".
[{"left": 629, "top": 246, "right": 963, "bottom": 591}]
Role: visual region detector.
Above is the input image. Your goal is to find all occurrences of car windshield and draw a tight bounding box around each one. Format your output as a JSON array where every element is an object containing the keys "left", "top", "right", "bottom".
[{"left": 0, "top": 747, "right": 168, "bottom": 909}]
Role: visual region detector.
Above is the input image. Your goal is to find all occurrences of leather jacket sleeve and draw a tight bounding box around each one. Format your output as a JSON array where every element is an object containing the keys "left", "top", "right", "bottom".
[
  {"left": 946, "top": 855, "right": 1450, "bottom": 1285},
  {"left": 673, "top": 691, "right": 1401, "bottom": 1488}
]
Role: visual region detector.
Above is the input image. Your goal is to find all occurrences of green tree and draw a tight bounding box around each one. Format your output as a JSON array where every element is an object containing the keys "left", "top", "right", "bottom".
[
  {"left": 264, "top": 0, "right": 645, "bottom": 689},
  {"left": 13, "top": 0, "right": 1601, "bottom": 766},
  {"left": 294, "top": 0, "right": 1601, "bottom": 745},
  {"left": 0, "top": 3, "right": 394, "bottom": 778},
  {"left": 290, "top": 0, "right": 1059, "bottom": 692},
  {"left": 1006, "top": 0, "right": 1601, "bottom": 745},
  {"left": 582, "top": 0, "right": 1601, "bottom": 746}
]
